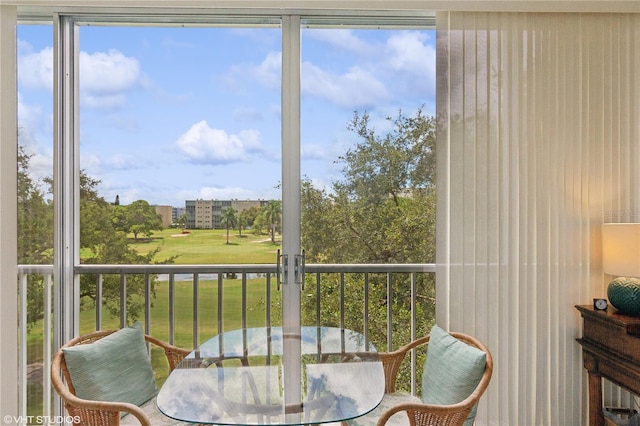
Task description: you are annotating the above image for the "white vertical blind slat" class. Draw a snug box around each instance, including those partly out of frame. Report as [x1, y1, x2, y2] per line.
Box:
[437, 12, 640, 425]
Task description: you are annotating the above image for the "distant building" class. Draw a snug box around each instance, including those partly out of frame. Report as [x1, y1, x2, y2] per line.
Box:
[185, 199, 216, 229]
[172, 207, 185, 224]
[154, 205, 173, 228]
[185, 199, 268, 229]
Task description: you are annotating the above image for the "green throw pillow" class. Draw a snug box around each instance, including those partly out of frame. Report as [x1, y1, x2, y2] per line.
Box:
[62, 322, 158, 408]
[421, 325, 486, 426]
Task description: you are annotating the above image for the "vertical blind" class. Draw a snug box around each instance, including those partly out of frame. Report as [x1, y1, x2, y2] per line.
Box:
[436, 12, 640, 425]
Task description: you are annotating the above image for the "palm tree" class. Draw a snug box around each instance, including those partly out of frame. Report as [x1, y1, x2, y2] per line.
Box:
[264, 200, 281, 244]
[176, 212, 187, 233]
[221, 207, 237, 244]
[237, 215, 245, 237]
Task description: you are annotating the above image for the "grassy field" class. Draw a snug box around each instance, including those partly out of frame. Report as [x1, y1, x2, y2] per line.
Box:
[77, 277, 282, 346]
[129, 228, 281, 264]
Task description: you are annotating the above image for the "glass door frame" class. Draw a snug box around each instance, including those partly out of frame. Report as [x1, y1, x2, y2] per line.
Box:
[50, 8, 435, 416]
[52, 11, 306, 414]
[280, 14, 302, 412]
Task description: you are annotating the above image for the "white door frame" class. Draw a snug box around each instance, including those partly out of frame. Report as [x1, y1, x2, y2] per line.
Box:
[281, 14, 303, 414]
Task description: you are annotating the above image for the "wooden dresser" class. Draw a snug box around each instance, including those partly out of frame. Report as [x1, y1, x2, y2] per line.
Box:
[576, 305, 640, 426]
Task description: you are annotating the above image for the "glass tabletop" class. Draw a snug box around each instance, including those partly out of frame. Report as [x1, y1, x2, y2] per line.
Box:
[156, 326, 385, 425]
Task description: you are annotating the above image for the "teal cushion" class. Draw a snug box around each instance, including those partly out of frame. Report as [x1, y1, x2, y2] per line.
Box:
[62, 322, 157, 408]
[421, 325, 486, 426]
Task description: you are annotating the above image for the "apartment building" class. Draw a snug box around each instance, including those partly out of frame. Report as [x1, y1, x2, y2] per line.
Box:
[185, 199, 268, 229]
[154, 205, 173, 228]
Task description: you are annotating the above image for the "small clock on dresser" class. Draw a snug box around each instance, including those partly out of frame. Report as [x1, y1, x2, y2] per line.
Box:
[593, 298, 608, 311]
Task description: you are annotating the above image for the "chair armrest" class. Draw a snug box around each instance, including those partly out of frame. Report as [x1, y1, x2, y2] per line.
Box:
[379, 334, 431, 393]
[377, 400, 472, 426]
[60, 393, 151, 426]
[144, 334, 191, 371]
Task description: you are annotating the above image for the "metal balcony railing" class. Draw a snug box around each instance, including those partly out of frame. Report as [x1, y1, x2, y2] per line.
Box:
[18, 263, 435, 421]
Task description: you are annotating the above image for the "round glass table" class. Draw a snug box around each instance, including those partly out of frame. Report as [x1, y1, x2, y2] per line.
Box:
[156, 326, 385, 425]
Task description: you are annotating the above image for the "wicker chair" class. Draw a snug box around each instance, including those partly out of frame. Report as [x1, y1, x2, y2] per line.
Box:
[346, 330, 493, 426]
[51, 329, 191, 426]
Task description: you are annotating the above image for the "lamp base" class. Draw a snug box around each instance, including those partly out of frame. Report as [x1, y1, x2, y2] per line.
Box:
[607, 277, 640, 316]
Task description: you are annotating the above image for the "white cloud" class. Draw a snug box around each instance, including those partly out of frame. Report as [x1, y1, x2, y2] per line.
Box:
[80, 49, 146, 94]
[305, 29, 374, 56]
[251, 51, 281, 89]
[301, 143, 328, 160]
[106, 188, 141, 206]
[17, 93, 53, 184]
[195, 186, 259, 200]
[82, 93, 128, 110]
[302, 62, 388, 109]
[15, 127, 53, 196]
[18, 46, 54, 91]
[79, 49, 149, 109]
[17, 93, 43, 133]
[80, 153, 103, 173]
[226, 51, 281, 93]
[382, 31, 436, 97]
[18, 43, 148, 110]
[299, 30, 435, 109]
[230, 30, 434, 110]
[176, 120, 264, 164]
[29, 150, 54, 182]
[306, 176, 333, 194]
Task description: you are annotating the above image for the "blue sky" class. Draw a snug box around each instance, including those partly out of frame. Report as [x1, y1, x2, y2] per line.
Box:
[17, 24, 436, 207]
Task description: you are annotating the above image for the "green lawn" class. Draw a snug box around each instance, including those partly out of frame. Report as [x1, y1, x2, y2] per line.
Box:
[78, 277, 281, 346]
[129, 228, 281, 264]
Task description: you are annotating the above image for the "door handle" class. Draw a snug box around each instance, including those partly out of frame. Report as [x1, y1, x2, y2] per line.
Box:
[295, 249, 305, 290]
[276, 249, 288, 291]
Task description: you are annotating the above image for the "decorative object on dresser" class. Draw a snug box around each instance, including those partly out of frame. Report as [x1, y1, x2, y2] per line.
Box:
[594, 298, 608, 311]
[602, 223, 640, 315]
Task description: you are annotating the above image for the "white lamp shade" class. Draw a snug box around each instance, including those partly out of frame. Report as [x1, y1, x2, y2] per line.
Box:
[602, 223, 640, 277]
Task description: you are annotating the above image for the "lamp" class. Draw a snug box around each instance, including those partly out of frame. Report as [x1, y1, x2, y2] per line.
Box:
[602, 223, 640, 315]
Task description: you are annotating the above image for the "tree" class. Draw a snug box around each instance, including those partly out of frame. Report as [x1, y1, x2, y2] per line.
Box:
[236, 214, 246, 237]
[176, 212, 187, 232]
[19, 142, 170, 327]
[18, 145, 54, 328]
[264, 200, 282, 244]
[300, 180, 339, 262]
[18, 145, 54, 265]
[112, 200, 163, 241]
[305, 108, 436, 264]
[221, 207, 237, 244]
[300, 108, 437, 392]
[338, 108, 436, 201]
[240, 206, 260, 231]
[78, 174, 173, 321]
